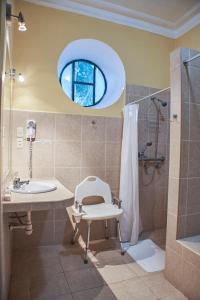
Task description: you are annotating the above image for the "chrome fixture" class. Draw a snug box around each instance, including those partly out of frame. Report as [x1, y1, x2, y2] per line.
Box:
[183, 53, 200, 65]
[6, 3, 27, 32]
[9, 211, 32, 235]
[13, 176, 29, 189]
[6, 68, 25, 82]
[151, 97, 167, 107]
[138, 142, 152, 159]
[128, 87, 170, 106]
[27, 120, 36, 179]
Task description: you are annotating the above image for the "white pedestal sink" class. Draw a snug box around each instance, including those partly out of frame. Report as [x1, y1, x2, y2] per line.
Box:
[10, 181, 57, 194]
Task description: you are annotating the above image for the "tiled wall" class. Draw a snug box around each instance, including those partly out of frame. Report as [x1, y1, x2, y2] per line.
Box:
[165, 48, 200, 300]
[12, 83, 170, 249]
[178, 50, 200, 238]
[126, 85, 170, 232]
[12, 111, 122, 248]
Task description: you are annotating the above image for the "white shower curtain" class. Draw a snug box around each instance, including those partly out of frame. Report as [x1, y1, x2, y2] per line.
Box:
[119, 104, 140, 245]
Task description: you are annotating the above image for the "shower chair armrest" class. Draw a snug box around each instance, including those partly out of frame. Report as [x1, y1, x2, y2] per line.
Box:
[71, 206, 86, 223]
[112, 195, 122, 208]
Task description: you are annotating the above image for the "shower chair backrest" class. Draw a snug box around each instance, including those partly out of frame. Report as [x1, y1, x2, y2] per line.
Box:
[75, 176, 112, 205]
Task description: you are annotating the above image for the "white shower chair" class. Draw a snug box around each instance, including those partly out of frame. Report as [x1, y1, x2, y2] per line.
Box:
[71, 176, 124, 263]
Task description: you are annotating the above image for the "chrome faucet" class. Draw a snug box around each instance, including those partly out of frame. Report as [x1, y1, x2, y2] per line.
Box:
[13, 177, 30, 189]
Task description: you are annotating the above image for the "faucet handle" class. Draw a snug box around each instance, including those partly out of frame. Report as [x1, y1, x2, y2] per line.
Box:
[13, 177, 20, 184]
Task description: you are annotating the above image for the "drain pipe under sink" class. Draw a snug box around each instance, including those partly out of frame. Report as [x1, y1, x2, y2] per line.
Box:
[9, 211, 33, 235]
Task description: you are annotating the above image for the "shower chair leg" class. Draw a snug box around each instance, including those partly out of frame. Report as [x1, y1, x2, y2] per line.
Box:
[71, 222, 78, 245]
[84, 221, 91, 264]
[117, 219, 125, 255]
[105, 220, 109, 239]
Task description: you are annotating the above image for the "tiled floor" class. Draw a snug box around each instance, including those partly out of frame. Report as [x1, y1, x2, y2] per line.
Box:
[9, 231, 188, 300]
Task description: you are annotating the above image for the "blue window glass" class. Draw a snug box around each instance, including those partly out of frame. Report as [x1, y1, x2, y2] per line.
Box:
[60, 59, 107, 107]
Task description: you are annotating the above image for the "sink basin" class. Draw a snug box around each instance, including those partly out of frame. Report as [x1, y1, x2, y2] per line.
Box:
[10, 181, 57, 194]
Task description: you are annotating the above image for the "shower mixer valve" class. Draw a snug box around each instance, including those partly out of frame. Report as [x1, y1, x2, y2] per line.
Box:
[138, 142, 152, 159]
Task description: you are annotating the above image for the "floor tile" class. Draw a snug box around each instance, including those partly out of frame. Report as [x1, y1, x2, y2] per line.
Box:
[31, 294, 73, 300]
[142, 272, 179, 298]
[9, 232, 188, 300]
[59, 247, 93, 272]
[65, 267, 105, 293]
[109, 277, 158, 300]
[97, 263, 137, 284]
[161, 290, 188, 300]
[72, 286, 117, 300]
[9, 280, 31, 300]
[30, 273, 70, 300]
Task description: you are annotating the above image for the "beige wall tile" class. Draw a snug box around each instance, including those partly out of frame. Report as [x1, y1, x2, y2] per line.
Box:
[188, 142, 200, 177]
[165, 247, 183, 292]
[105, 167, 120, 192]
[56, 114, 81, 141]
[33, 141, 54, 169]
[181, 259, 200, 300]
[55, 167, 80, 192]
[182, 246, 200, 270]
[55, 141, 81, 168]
[167, 178, 179, 215]
[82, 142, 105, 168]
[166, 213, 182, 253]
[185, 213, 200, 237]
[82, 116, 105, 142]
[32, 167, 54, 179]
[105, 117, 122, 143]
[80, 167, 105, 182]
[189, 66, 200, 105]
[187, 178, 200, 214]
[106, 143, 121, 167]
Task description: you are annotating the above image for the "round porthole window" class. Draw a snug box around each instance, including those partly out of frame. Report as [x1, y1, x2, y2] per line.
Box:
[59, 59, 107, 107]
[57, 39, 126, 109]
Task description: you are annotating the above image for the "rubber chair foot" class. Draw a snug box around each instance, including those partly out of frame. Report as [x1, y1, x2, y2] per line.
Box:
[84, 259, 88, 264]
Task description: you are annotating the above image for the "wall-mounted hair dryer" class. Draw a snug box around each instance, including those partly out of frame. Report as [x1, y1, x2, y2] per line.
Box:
[26, 120, 36, 141]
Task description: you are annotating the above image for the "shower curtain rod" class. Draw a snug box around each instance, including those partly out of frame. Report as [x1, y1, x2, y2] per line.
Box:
[183, 53, 200, 64]
[127, 87, 170, 106]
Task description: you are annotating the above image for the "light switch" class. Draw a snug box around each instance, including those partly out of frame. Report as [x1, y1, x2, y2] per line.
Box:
[17, 137, 23, 148]
[17, 127, 24, 138]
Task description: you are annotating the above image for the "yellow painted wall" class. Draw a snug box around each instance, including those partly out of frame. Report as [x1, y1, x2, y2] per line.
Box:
[13, 0, 174, 116]
[13, 1, 200, 117]
[175, 24, 200, 51]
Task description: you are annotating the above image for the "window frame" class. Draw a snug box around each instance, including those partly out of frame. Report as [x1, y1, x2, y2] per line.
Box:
[59, 59, 107, 107]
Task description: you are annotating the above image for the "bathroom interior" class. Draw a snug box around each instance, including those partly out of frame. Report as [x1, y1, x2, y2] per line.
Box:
[0, 0, 200, 299]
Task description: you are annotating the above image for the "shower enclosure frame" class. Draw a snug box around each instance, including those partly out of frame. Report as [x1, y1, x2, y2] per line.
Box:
[165, 47, 200, 300]
[0, 0, 7, 298]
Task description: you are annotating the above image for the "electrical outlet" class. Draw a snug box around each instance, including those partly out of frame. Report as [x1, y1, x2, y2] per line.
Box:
[17, 127, 24, 138]
[17, 137, 23, 148]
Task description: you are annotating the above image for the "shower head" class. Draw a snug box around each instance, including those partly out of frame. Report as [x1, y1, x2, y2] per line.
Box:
[139, 141, 152, 158]
[146, 142, 152, 147]
[151, 97, 167, 107]
[159, 99, 167, 107]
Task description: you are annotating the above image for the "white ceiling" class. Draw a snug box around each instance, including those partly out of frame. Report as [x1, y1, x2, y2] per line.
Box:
[25, 0, 200, 38]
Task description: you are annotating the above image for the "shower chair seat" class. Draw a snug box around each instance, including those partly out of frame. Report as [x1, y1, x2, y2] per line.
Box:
[71, 176, 124, 263]
[80, 203, 123, 220]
